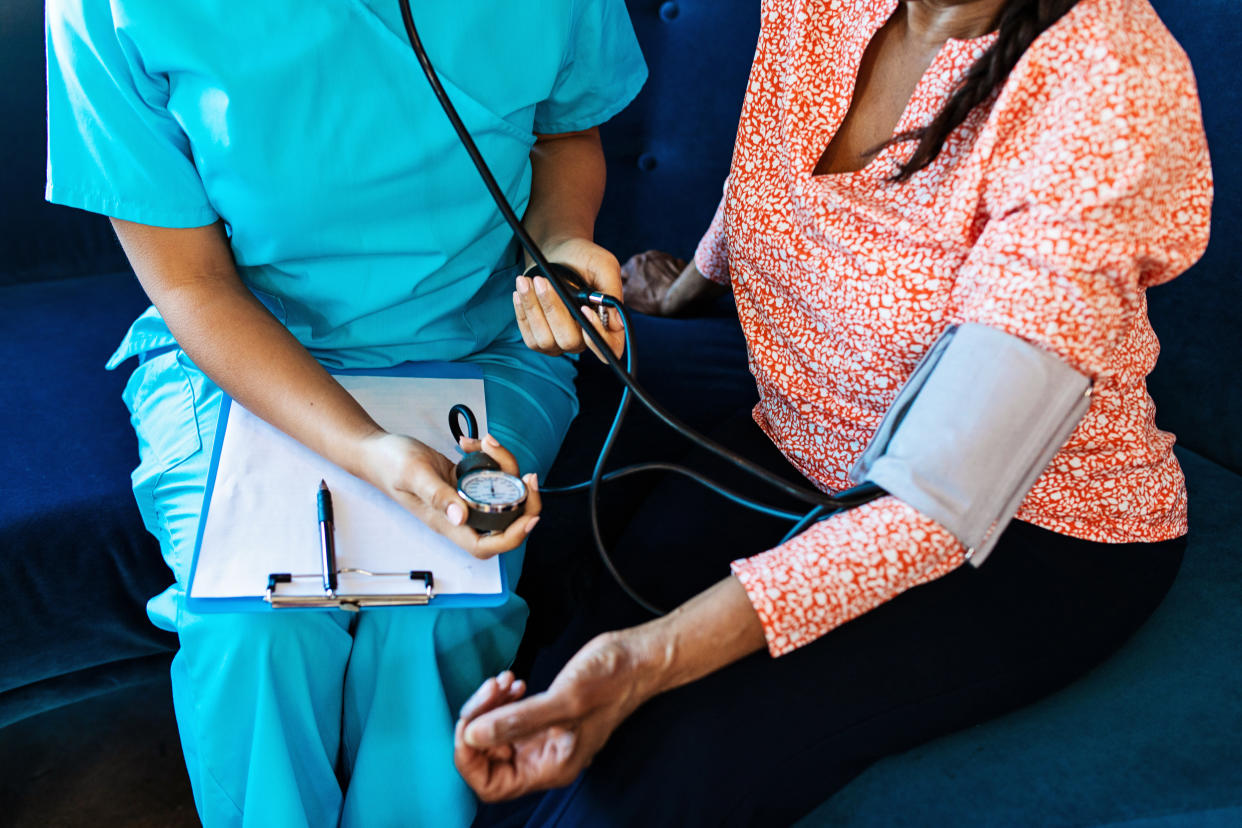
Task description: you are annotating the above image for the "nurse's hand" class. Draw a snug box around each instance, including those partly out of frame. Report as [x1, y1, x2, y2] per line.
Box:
[514, 237, 626, 362]
[622, 252, 728, 317]
[360, 431, 540, 559]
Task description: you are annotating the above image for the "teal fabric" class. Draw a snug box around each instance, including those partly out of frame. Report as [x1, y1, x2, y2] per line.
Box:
[122, 321, 578, 828]
[46, 0, 647, 368]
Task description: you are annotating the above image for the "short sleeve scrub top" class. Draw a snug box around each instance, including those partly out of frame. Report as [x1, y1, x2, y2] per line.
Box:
[45, 1, 646, 825]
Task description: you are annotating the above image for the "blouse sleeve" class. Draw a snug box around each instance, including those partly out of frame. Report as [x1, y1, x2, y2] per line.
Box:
[949, 25, 1211, 378]
[693, 188, 732, 286]
[46, 0, 217, 227]
[732, 497, 962, 656]
[532, 0, 647, 135]
[730, 19, 1212, 659]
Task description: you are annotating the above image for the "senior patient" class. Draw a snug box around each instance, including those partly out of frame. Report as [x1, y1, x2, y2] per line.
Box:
[460, 0, 1212, 824]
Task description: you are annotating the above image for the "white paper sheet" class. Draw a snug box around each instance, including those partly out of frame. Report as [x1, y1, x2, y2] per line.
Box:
[190, 374, 501, 601]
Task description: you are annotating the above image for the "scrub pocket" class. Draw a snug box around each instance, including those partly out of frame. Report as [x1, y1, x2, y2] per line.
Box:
[109, 293, 284, 570]
[122, 349, 206, 579]
[108, 308, 223, 587]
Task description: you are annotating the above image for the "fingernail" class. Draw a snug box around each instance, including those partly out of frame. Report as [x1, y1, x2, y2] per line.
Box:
[510, 679, 525, 696]
[497, 671, 513, 690]
[524, 516, 540, 535]
[523, 473, 539, 491]
[484, 434, 501, 448]
[516, 277, 530, 295]
[512, 291, 521, 305]
[534, 277, 549, 296]
[447, 503, 466, 526]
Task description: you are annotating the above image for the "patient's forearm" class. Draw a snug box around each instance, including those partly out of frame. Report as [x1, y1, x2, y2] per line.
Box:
[629, 576, 768, 700]
[661, 260, 727, 316]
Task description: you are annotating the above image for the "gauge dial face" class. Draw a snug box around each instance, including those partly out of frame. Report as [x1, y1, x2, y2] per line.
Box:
[459, 469, 525, 507]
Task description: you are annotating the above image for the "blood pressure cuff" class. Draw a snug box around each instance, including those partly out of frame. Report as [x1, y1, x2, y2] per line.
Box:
[849, 323, 1092, 567]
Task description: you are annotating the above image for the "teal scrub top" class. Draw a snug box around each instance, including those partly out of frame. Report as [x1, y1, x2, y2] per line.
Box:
[46, 0, 647, 369]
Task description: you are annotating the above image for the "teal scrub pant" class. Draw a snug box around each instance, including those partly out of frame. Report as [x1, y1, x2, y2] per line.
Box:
[121, 332, 577, 828]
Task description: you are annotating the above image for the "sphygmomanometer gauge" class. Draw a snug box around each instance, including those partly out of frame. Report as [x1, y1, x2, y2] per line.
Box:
[455, 452, 527, 534]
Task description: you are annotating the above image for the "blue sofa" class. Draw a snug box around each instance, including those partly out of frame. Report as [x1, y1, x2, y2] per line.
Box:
[2, 0, 1238, 824]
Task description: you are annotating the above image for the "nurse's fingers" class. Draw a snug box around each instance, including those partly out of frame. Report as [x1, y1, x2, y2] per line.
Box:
[474, 433, 521, 477]
[377, 449, 526, 556]
[405, 462, 470, 529]
[520, 275, 623, 359]
[515, 278, 563, 355]
[531, 276, 589, 353]
[512, 293, 544, 353]
[521, 472, 542, 523]
[458, 434, 529, 484]
[577, 305, 626, 363]
[369, 434, 472, 530]
[470, 477, 541, 559]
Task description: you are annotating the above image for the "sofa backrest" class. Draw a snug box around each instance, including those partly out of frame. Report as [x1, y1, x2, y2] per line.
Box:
[2, 0, 129, 285]
[6, 0, 1237, 473]
[1140, 1, 1242, 474]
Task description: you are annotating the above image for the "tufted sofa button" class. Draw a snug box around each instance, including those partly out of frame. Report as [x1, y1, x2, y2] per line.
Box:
[659, 1, 680, 22]
[637, 152, 658, 172]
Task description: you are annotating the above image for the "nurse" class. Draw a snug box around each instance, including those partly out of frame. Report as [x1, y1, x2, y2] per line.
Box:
[45, 1, 645, 826]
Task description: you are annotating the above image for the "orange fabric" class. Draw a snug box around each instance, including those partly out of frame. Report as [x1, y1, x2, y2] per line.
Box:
[697, 0, 1212, 656]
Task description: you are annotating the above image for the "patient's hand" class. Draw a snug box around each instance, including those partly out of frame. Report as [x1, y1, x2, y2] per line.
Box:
[620, 250, 686, 314]
[456, 578, 766, 800]
[454, 632, 657, 801]
[621, 251, 727, 317]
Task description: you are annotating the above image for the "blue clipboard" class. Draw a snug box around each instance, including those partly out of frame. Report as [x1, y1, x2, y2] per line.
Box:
[185, 362, 509, 613]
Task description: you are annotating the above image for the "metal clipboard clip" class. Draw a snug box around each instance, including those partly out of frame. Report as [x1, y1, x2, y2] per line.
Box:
[263, 569, 435, 610]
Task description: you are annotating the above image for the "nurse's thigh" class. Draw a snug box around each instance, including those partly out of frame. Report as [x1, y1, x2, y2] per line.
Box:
[343, 349, 579, 712]
[471, 342, 579, 481]
[439, 344, 580, 704]
[124, 349, 218, 599]
[340, 351, 577, 826]
[125, 350, 353, 827]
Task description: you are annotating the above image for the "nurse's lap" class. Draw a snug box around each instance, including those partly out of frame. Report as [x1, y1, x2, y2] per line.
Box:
[126, 342, 578, 645]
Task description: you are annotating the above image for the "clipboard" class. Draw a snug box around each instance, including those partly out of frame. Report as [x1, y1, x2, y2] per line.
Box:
[185, 362, 509, 613]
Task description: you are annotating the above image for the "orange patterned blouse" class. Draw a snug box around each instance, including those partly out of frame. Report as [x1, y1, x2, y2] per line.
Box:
[696, 0, 1212, 656]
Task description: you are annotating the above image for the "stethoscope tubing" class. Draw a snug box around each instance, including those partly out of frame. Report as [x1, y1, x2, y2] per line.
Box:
[397, 0, 883, 614]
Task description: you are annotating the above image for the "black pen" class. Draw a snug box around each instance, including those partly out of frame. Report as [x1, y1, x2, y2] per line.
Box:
[318, 479, 338, 594]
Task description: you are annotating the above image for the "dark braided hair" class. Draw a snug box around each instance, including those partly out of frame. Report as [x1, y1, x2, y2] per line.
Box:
[889, 0, 1081, 182]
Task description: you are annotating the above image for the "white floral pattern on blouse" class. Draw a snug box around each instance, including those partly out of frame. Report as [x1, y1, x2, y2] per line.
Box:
[695, 0, 1212, 656]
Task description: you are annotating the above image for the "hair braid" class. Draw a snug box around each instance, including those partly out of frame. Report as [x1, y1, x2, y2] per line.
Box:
[889, 0, 1081, 182]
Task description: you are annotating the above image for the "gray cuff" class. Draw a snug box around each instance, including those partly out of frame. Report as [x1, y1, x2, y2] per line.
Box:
[849, 324, 1092, 567]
